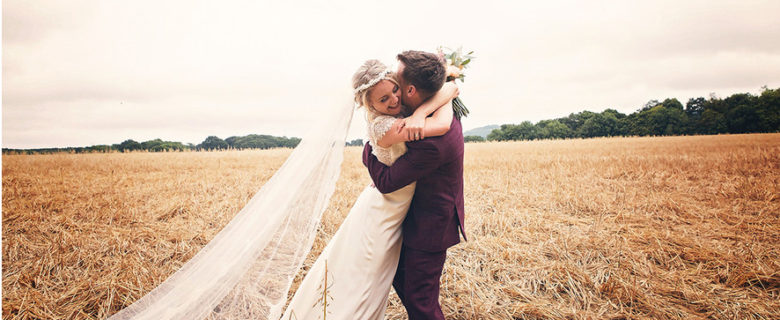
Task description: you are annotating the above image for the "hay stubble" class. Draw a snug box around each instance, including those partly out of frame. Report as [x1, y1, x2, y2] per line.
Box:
[3, 134, 779, 319]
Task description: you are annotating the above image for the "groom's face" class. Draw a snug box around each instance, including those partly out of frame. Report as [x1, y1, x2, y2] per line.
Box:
[396, 62, 423, 109]
[396, 63, 409, 105]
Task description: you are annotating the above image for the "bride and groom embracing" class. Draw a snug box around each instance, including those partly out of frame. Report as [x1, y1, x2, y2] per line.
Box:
[282, 50, 467, 320]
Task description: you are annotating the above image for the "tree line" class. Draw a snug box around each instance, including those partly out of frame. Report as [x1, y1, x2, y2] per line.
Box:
[6, 87, 778, 153]
[483, 87, 779, 141]
[2, 134, 302, 155]
[197, 134, 301, 151]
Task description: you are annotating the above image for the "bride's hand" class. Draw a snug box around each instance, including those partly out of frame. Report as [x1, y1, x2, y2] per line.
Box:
[399, 114, 426, 141]
[441, 81, 460, 99]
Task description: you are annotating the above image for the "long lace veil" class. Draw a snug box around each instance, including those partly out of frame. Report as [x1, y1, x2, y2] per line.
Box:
[108, 101, 356, 320]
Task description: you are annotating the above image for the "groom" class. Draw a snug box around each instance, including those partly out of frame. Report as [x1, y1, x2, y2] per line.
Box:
[363, 50, 466, 320]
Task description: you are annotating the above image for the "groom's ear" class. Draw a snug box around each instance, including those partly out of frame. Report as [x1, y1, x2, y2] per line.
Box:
[406, 85, 416, 98]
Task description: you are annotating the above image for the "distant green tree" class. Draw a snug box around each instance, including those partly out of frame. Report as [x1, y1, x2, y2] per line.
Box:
[654, 106, 686, 135]
[640, 99, 661, 112]
[199, 136, 229, 150]
[464, 135, 485, 142]
[698, 109, 728, 134]
[559, 111, 597, 134]
[225, 136, 240, 148]
[602, 108, 627, 119]
[542, 120, 574, 139]
[685, 97, 708, 133]
[626, 102, 689, 136]
[286, 137, 302, 148]
[139, 139, 187, 151]
[686, 97, 707, 118]
[487, 121, 539, 141]
[222, 134, 300, 149]
[722, 93, 759, 133]
[756, 87, 780, 131]
[86, 145, 112, 153]
[728, 104, 761, 133]
[577, 112, 619, 137]
[661, 98, 684, 110]
[117, 139, 142, 152]
[141, 139, 163, 151]
[515, 121, 538, 140]
[487, 125, 510, 141]
[603, 109, 629, 135]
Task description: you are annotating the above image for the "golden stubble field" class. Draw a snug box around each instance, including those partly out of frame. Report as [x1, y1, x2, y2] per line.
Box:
[3, 134, 779, 319]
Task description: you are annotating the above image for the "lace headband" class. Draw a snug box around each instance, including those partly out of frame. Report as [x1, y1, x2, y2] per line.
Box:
[353, 69, 390, 94]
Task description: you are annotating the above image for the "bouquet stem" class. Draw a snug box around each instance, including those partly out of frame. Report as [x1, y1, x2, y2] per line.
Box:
[452, 97, 469, 120]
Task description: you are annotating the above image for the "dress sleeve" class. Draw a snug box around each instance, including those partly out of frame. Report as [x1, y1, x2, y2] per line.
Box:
[368, 115, 398, 143]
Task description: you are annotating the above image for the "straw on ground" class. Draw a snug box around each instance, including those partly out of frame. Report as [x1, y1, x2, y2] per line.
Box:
[3, 134, 779, 319]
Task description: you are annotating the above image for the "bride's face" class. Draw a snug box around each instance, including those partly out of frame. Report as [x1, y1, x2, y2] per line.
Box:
[368, 79, 402, 116]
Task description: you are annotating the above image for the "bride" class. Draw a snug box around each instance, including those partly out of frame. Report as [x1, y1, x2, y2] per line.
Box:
[281, 59, 457, 319]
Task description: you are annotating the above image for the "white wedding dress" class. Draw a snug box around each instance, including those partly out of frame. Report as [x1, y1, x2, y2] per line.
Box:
[281, 114, 414, 320]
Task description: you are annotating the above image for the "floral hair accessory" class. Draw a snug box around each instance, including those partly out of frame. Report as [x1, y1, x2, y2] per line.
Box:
[354, 68, 390, 94]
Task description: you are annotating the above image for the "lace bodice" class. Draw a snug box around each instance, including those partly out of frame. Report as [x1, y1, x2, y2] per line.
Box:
[368, 114, 407, 166]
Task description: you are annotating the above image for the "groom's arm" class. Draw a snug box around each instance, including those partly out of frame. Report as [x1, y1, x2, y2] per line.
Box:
[362, 141, 441, 194]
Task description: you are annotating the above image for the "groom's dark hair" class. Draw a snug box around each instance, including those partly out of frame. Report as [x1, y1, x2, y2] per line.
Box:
[397, 50, 446, 99]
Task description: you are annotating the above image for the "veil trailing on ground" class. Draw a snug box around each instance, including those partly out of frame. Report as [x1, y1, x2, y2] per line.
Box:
[108, 101, 355, 320]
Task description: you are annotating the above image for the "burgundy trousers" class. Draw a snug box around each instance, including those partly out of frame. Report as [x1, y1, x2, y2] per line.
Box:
[392, 245, 448, 320]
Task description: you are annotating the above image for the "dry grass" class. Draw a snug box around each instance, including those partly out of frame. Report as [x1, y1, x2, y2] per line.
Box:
[2, 150, 290, 319]
[3, 134, 780, 319]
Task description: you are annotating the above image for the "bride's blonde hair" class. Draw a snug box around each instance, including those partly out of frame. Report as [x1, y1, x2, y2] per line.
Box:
[352, 60, 399, 116]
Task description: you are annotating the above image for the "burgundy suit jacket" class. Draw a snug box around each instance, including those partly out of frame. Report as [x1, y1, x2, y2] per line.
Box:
[362, 117, 466, 252]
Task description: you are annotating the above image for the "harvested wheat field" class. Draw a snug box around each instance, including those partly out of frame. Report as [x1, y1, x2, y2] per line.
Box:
[3, 133, 779, 319]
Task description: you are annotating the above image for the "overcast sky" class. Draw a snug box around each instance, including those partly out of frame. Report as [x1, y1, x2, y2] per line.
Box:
[3, 0, 780, 149]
